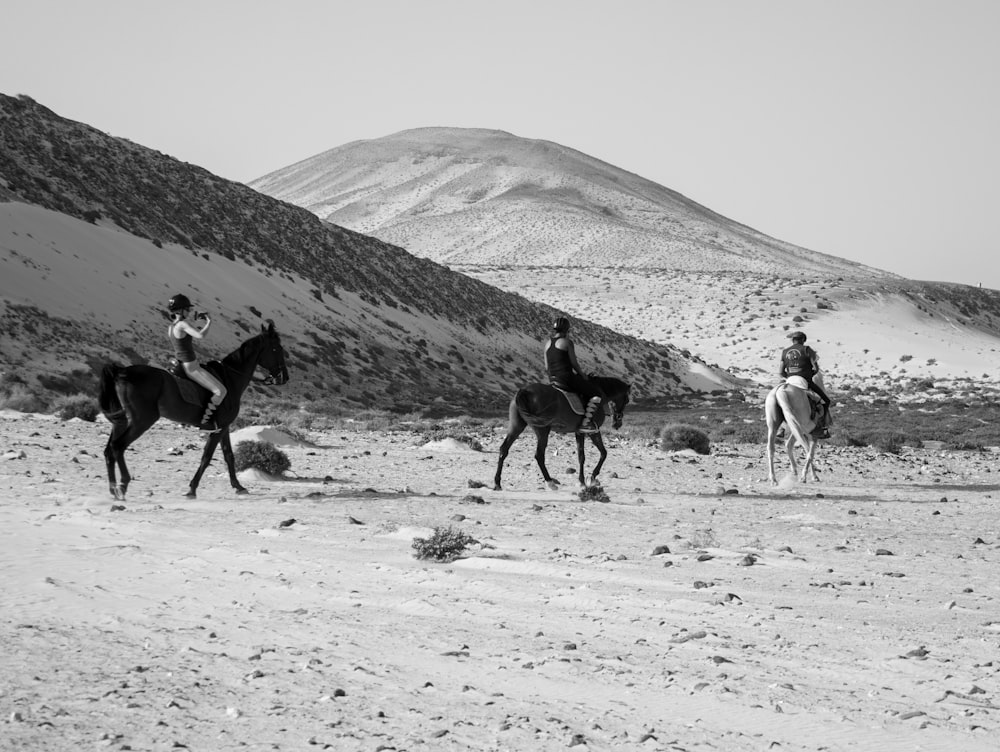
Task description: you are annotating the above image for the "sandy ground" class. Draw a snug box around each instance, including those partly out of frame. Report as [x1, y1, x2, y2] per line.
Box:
[3, 409, 1000, 751]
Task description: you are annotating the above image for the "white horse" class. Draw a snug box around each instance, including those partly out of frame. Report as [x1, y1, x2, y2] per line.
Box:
[764, 376, 825, 484]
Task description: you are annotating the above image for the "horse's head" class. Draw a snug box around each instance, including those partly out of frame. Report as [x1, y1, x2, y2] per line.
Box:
[600, 377, 631, 430]
[254, 321, 289, 386]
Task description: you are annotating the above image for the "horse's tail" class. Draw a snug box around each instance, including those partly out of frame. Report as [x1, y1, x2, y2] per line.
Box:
[98, 363, 127, 422]
[775, 384, 809, 443]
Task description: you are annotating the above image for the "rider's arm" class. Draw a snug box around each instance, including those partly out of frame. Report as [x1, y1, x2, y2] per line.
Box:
[566, 340, 585, 375]
[176, 319, 210, 340]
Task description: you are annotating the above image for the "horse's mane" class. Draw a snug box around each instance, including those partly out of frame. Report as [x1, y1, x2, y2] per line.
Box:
[593, 376, 630, 394]
[221, 326, 278, 369]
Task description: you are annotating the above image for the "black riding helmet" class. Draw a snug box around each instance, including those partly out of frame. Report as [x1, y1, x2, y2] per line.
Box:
[787, 330, 806, 342]
[168, 293, 192, 312]
[553, 316, 570, 333]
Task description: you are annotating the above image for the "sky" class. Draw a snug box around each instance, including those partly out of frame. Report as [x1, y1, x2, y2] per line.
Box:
[3, 0, 998, 289]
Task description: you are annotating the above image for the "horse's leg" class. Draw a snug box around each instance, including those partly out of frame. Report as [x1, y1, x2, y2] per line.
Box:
[587, 432, 609, 487]
[575, 432, 586, 487]
[186, 432, 223, 498]
[494, 416, 527, 491]
[765, 425, 778, 485]
[219, 430, 248, 495]
[104, 418, 154, 499]
[533, 427, 559, 489]
[801, 438, 819, 483]
[784, 434, 799, 480]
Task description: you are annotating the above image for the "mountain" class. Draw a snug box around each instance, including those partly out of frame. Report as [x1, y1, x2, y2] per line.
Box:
[251, 128, 1000, 402]
[249, 127, 891, 276]
[0, 94, 740, 415]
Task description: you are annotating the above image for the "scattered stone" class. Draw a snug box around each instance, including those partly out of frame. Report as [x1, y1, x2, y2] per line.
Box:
[110, 504, 125, 512]
[347, 516, 364, 525]
[737, 554, 757, 566]
[451, 514, 467, 522]
[875, 548, 893, 556]
[696, 553, 714, 562]
[651, 545, 671, 556]
[277, 518, 297, 528]
[467, 479, 487, 489]
[461, 495, 486, 504]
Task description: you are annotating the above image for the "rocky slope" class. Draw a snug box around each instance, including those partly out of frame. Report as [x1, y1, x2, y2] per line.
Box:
[0, 94, 739, 414]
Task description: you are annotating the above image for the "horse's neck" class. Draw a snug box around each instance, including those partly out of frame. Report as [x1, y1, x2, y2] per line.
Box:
[222, 341, 262, 391]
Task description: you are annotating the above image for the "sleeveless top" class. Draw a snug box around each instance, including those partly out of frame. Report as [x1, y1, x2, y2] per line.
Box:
[781, 344, 815, 379]
[546, 335, 574, 387]
[169, 325, 196, 363]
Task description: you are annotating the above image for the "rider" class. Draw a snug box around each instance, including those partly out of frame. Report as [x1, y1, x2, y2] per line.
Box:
[168, 293, 227, 430]
[545, 316, 605, 434]
[779, 331, 832, 437]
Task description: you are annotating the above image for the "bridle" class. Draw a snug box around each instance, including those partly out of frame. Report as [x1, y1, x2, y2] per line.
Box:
[608, 390, 629, 430]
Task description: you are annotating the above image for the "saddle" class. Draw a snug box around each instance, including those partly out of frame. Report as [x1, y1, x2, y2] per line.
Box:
[551, 385, 585, 414]
[167, 358, 223, 408]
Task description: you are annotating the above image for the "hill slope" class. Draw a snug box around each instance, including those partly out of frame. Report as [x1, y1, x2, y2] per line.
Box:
[250, 127, 892, 277]
[251, 127, 1000, 401]
[0, 94, 739, 414]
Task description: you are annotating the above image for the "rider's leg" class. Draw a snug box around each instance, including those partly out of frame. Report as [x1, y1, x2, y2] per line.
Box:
[576, 376, 605, 433]
[580, 396, 602, 433]
[808, 379, 832, 433]
[182, 362, 227, 424]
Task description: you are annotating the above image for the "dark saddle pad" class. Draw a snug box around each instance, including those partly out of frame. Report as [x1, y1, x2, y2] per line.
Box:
[552, 385, 585, 414]
[167, 359, 223, 408]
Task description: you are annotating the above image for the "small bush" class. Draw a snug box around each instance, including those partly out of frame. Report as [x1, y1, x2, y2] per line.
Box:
[660, 424, 711, 455]
[859, 430, 909, 454]
[412, 526, 478, 562]
[578, 484, 611, 503]
[422, 430, 483, 452]
[0, 384, 46, 413]
[52, 394, 99, 422]
[233, 440, 291, 475]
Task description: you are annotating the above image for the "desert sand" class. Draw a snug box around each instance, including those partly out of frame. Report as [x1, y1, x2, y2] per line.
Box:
[2, 408, 999, 751]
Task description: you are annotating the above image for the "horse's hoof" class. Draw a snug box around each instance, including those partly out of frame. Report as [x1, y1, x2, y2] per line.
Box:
[184, 489, 197, 499]
[493, 484, 502, 492]
[546, 480, 560, 490]
[235, 487, 249, 495]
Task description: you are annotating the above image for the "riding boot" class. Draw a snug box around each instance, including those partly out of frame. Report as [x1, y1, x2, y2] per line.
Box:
[200, 402, 220, 432]
[579, 397, 602, 434]
[811, 405, 831, 439]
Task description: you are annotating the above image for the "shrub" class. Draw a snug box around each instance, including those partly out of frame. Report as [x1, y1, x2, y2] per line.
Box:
[660, 424, 711, 455]
[52, 394, 99, 422]
[0, 384, 46, 413]
[578, 484, 611, 503]
[412, 526, 478, 562]
[233, 440, 291, 475]
[859, 430, 909, 454]
[715, 421, 765, 444]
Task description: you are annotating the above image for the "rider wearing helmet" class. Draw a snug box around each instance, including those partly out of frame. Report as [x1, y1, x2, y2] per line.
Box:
[779, 331, 832, 436]
[168, 293, 227, 431]
[545, 316, 605, 433]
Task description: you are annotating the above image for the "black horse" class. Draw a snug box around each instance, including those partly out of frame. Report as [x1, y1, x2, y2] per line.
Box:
[494, 376, 631, 491]
[99, 321, 289, 499]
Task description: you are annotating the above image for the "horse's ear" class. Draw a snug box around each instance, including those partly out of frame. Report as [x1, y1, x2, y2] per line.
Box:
[262, 319, 275, 334]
